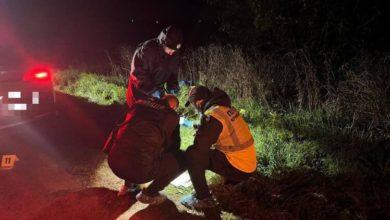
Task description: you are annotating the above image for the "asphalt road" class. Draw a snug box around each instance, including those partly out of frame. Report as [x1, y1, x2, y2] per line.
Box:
[0, 93, 208, 220]
[0, 93, 123, 219]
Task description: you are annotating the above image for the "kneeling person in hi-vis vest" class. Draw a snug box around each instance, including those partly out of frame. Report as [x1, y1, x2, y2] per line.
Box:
[180, 86, 257, 210]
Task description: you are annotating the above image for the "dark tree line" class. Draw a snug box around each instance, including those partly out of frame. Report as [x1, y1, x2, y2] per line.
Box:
[204, 0, 389, 59]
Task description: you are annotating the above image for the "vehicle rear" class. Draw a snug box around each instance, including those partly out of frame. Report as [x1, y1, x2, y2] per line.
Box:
[0, 46, 56, 125]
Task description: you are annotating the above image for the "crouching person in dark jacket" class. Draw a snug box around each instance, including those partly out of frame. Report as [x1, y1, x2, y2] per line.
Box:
[180, 86, 257, 210]
[108, 94, 185, 205]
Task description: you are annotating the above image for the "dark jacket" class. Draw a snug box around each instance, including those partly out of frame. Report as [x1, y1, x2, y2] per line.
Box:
[108, 98, 180, 183]
[192, 88, 231, 152]
[126, 27, 182, 106]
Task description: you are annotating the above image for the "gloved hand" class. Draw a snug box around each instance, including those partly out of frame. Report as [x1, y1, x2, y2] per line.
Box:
[150, 87, 166, 98]
[168, 88, 179, 95]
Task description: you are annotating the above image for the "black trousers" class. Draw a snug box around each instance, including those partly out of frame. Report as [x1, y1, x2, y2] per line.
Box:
[109, 150, 185, 196]
[142, 150, 185, 196]
[186, 146, 252, 199]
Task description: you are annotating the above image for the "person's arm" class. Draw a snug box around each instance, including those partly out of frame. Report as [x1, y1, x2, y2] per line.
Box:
[166, 56, 180, 94]
[167, 125, 181, 152]
[164, 112, 181, 152]
[192, 115, 223, 152]
[132, 45, 155, 93]
[166, 72, 179, 94]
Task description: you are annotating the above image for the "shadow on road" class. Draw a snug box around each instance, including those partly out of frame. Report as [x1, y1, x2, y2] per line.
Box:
[34, 187, 134, 219]
[0, 92, 224, 219]
[55, 92, 126, 147]
[34, 188, 221, 220]
[130, 199, 221, 220]
[0, 92, 127, 219]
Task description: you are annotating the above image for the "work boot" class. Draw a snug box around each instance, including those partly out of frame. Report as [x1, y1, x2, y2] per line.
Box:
[117, 183, 141, 196]
[180, 194, 216, 210]
[136, 191, 167, 205]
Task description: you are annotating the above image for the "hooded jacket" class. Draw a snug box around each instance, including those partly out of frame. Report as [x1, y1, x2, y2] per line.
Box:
[192, 88, 230, 153]
[126, 26, 182, 106]
[202, 88, 232, 112]
[193, 88, 257, 173]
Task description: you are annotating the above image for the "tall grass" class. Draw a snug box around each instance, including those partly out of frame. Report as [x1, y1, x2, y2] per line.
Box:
[178, 45, 389, 219]
[53, 69, 126, 105]
[54, 45, 389, 177]
[181, 44, 389, 140]
[105, 45, 134, 86]
[54, 44, 389, 219]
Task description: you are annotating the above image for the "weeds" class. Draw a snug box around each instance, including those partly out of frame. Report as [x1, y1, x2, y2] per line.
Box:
[53, 44, 389, 219]
[54, 70, 126, 105]
[178, 45, 389, 219]
[182, 45, 390, 139]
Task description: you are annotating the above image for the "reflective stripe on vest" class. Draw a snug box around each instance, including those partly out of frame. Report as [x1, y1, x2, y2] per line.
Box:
[205, 105, 254, 152]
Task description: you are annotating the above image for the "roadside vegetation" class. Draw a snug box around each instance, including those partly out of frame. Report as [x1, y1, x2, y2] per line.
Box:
[53, 1, 389, 216]
[54, 43, 389, 219]
[182, 45, 389, 219]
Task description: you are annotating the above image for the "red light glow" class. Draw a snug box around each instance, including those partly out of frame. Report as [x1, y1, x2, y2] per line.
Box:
[23, 67, 52, 82]
[34, 72, 49, 79]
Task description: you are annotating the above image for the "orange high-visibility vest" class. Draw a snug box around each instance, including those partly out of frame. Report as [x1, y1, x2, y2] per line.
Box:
[205, 105, 257, 173]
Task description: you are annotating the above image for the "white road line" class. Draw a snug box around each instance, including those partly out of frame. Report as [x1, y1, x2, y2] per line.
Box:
[0, 112, 53, 130]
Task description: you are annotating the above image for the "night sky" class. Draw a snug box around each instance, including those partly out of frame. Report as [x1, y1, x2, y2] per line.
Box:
[1, 0, 211, 66]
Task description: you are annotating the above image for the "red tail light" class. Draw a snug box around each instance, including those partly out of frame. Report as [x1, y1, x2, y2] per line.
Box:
[23, 67, 51, 81]
[33, 71, 49, 79]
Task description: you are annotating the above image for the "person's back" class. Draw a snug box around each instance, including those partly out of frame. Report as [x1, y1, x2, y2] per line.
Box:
[107, 95, 184, 205]
[108, 98, 179, 183]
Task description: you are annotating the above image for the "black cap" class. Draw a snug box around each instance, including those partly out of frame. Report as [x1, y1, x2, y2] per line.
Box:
[185, 86, 211, 107]
[158, 25, 183, 50]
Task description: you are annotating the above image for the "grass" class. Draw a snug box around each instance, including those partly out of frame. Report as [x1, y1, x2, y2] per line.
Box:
[54, 66, 389, 219]
[179, 127, 195, 150]
[53, 69, 126, 105]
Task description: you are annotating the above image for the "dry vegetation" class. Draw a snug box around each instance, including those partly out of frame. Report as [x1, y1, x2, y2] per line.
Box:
[181, 45, 389, 139]
[54, 44, 389, 219]
[179, 45, 389, 219]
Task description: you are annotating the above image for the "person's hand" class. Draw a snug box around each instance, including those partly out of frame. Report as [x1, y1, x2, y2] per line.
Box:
[168, 87, 179, 95]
